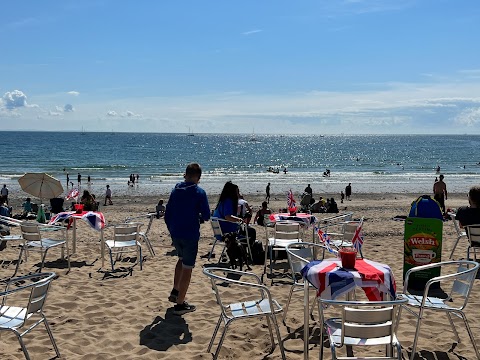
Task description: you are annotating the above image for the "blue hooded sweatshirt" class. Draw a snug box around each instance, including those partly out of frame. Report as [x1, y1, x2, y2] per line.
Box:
[164, 181, 210, 240]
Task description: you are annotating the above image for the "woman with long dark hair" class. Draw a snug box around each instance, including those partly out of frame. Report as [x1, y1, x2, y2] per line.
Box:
[213, 181, 256, 243]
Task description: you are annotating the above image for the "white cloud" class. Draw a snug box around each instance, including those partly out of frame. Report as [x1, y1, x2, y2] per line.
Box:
[48, 110, 62, 116]
[64, 104, 74, 112]
[67, 91, 80, 96]
[242, 29, 262, 36]
[123, 110, 141, 117]
[2, 90, 28, 109]
[106, 110, 118, 116]
[454, 107, 480, 126]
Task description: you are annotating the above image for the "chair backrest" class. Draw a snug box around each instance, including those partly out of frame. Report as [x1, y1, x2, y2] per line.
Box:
[320, 297, 407, 347]
[211, 217, 224, 240]
[447, 260, 479, 310]
[49, 198, 65, 214]
[342, 218, 364, 240]
[113, 223, 139, 244]
[2, 272, 56, 323]
[466, 224, 480, 247]
[286, 242, 330, 282]
[273, 222, 301, 243]
[20, 223, 42, 242]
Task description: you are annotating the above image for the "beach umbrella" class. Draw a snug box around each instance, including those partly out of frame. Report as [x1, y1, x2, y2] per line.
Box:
[18, 173, 63, 201]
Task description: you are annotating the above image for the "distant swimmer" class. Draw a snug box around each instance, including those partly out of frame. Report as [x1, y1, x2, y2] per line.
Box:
[436, 166, 441, 173]
[283, 167, 287, 174]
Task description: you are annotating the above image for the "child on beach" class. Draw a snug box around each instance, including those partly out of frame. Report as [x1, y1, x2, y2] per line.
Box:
[164, 163, 210, 315]
[155, 199, 165, 219]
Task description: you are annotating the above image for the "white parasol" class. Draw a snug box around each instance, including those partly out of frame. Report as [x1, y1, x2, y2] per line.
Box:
[18, 173, 64, 201]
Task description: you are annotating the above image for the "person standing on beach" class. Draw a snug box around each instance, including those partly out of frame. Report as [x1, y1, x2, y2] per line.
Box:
[66, 173, 70, 188]
[340, 190, 345, 204]
[345, 183, 352, 201]
[433, 174, 447, 214]
[164, 163, 210, 315]
[1, 185, 9, 205]
[77, 173, 81, 185]
[104, 185, 113, 206]
[304, 184, 312, 196]
[266, 182, 271, 203]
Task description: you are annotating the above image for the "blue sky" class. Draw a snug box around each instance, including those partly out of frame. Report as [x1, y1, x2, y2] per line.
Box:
[1, 0, 480, 134]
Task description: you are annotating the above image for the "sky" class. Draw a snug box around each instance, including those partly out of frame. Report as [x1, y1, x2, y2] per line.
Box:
[1, 0, 480, 134]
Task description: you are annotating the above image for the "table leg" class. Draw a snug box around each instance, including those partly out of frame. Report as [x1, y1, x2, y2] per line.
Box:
[101, 229, 104, 268]
[72, 218, 77, 254]
[304, 279, 309, 359]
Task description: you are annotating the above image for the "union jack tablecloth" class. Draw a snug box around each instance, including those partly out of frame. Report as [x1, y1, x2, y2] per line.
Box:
[301, 258, 396, 301]
[269, 213, 317, 227]
[49, 211, 106, 231]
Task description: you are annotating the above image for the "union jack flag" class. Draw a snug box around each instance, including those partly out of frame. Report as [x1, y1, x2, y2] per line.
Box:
[352, 219, 364, 252]
[66, 187, 79, 200]
[315, 227, 337, 254]
[287, 189, 296, 211]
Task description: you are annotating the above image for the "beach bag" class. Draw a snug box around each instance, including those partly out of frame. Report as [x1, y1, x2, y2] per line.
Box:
[408, 195, 443, 220]
[251, 241, 265, 265]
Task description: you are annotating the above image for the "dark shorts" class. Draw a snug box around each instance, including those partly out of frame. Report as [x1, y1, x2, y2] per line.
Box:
[172, 237, 199, 268]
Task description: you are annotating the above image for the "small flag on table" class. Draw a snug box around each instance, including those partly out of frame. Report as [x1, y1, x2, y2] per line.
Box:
[352, 218, 364, 252]
[287, 189, 297, 213]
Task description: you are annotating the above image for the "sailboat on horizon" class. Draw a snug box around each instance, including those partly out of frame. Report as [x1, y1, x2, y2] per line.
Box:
[249, 128, 257, 142]
[187, 127, 195, 136]
[81, 126, 86, 135]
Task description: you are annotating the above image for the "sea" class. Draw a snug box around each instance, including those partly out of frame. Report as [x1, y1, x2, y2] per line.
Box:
[1, 131, 480, 198]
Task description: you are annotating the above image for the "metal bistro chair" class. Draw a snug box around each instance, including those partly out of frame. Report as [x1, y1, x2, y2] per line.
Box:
[124, 213, 156, 257]
[19, 223, 70, 273]
[399, 260, 480, 360]
[319, 297, 408, 360]
[203, 267, 286, 360]
[283, 242, 335, 323]
[0, 272, 60, 360]
[264, 222, 302, 280]
[105, 223, 143, 271]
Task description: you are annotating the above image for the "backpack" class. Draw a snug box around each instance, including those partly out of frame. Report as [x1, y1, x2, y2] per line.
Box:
[251, 241, 265, 265]
[408, 195, 443, 220]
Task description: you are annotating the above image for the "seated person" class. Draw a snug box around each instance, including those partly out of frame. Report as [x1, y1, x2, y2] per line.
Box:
[81, 190, 96, 211]
[456, 186, 480, 232]
[22, 197, 33, 215]
[327, 198, 339, 213]
[213, 181, 256, 244]
[237, 195, 253, 225]
[156, 199, 166, 219]
[0, 200, 11, 217]
[254, 201, 272, 226]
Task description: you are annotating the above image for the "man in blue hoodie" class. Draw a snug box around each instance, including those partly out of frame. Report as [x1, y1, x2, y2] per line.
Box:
[164, 163, 210, 315]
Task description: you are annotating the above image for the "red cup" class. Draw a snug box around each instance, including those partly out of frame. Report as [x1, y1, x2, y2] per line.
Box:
[74, 204, 84, 214]
[339, 248, 357, 269]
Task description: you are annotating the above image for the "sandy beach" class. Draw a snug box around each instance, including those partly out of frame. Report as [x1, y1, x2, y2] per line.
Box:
[0, 191, 478, 359]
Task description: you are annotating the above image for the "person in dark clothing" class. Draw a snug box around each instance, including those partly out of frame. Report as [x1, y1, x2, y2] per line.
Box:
[304, 184, 312, 196]
[164, 163, 210, 315]
[345, 183, 352, 201]
[456, 186, 480, 231]
[327, 198, 339, 213]
[77, 173, 81, 185]
[265, 182, 271, 203]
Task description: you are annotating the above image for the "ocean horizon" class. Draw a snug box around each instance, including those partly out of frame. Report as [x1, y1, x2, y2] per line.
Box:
[1, 131, 479, 198]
